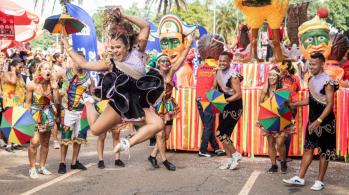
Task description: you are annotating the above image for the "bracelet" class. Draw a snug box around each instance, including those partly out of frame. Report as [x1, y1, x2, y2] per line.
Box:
[11, 71, 16, 75]
[188, 43, 192, 47]
[66, 47, 73, 53]
[317, 118, 322, 123]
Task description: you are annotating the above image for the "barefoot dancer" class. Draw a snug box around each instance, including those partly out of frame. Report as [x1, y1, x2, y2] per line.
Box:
[148, 32, 195, 171]
[60, 7, 165, 154]
[26, 61, 60, 179]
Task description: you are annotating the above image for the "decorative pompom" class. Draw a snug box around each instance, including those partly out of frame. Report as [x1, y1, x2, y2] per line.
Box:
[317, 8, 328, 19]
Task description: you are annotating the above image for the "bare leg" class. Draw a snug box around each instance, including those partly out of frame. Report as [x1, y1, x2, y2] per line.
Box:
[267, 136, 277, 165]
[86, 102, 122, 136]
[39, 131, 51, 169]
[51, 124, 58, 142]
[129, 123, 135, 135]
[276, 137, 287, 161]
[222, 142, 236, 158]
[97, 132, 107, 161]
[60, 145, 69, 164]
[240, 28, 264, 63]
[151, 125, 172, 162]
[317, 155, 329, 182]
[298, 149, 314, 179]
[112, 131, 121, 160]
[129, 108, 165, 147]
[28, 131, 40, 170]
[71, 143, 81, 164]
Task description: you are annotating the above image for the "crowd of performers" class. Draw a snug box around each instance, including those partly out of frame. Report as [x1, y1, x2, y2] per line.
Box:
[0, 7, 341, 191]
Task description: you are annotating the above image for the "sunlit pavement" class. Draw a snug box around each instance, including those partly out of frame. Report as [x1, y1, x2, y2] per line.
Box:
[0, 129, 348, 195]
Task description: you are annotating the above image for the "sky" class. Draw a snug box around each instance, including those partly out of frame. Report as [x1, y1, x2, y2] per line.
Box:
[11, 0, 226, 25]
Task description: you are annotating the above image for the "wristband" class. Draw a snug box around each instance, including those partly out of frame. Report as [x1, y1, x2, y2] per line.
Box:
[317, 118, 322, 123]
[11, 71, 16, 75]
[67, 47, 73, 53]
[188, 43, 192, 47]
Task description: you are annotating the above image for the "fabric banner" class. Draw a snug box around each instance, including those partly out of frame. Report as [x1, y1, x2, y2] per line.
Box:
[65, 2, 99, 85]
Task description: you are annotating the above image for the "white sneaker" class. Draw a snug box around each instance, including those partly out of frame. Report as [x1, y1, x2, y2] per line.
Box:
[53, 140, 60, 149]
[38, 167, 51, 175]
[219, 162, 231, 170]
[82, 93, 95, 104]
[283, 176, 305, 185]
[0, 139, 6, 147]
[114, 138, 130, 153]
[310, 180, 325, 191]
[229, 154, 242, 170]
[29, 169, 39, 179]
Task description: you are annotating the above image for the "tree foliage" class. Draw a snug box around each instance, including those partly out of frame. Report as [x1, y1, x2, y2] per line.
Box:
[30, 31, 57, 52]
[145, 0, 189, 16]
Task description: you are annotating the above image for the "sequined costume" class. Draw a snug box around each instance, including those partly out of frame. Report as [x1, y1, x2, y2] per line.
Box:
[92, 45, 166, 121]
[152, 80, 180, 123]
[31, 91, 56, 132]
[215, 68, 243, 144]
[304, 72, 339, 161]
[60, 68, 91, 145]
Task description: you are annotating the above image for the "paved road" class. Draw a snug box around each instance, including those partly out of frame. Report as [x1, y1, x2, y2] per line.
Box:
[0, 129, 348, 195]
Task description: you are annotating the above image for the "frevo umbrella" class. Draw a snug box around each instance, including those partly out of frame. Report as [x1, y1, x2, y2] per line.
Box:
[1, 106, 36, 145]
[258, 89, 293, 132]
[200, 90, 227, 115]
[43, 14, 85, 53]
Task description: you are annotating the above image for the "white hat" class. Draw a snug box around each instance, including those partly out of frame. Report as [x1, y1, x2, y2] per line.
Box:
[150, 14, 196, 39]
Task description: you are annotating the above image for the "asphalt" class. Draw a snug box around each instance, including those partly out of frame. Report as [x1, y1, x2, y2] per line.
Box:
[0, 128, 348, 195]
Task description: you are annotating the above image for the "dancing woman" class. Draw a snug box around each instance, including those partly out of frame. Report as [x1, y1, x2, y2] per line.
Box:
[148, 33, 195, 171]
[212, 52, 243, 170]
[60, 7, 165, 153]
[26, 62, 60, 179]
[256, 67, 296, 174]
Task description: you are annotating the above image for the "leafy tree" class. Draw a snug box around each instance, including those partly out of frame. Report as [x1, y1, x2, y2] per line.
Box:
[30, 31, 57, 52]
[215, 2, 241, 43]
[145, 0, 188, 16]
[324, 0, 349, 37]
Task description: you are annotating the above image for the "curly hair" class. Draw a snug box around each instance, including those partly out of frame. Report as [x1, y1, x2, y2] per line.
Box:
[102, 10, 139, 51]
[197, 34, 224, 61]
[240, 25, 250, 49]
[33, 61, 54, 85]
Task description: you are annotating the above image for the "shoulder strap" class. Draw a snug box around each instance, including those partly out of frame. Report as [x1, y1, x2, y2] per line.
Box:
[308, 77, 327, 104]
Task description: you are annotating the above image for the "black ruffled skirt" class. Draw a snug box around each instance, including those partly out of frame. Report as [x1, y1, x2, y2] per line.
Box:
[92, 68, 166, 121]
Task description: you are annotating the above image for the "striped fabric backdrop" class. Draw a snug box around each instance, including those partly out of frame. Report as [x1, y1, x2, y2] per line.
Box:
[166, 63, 349, 158]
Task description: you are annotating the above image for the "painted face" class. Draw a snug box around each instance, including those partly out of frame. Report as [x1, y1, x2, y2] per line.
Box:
[309, 58, 324, 76]
[218, 55, 231, 71]
[268, 71, 279, 85]
[300, 30, 332, 61]
[40, 63, 52, 80]
[158, 57, 171, 72]
[110, 39, 129, 62]
[160, 32, 187, 64]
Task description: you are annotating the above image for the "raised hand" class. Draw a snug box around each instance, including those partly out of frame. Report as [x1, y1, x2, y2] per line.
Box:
[51, 76, 59, 89]
[114, 6, 125, 17]
[60, 35, 71, 50]
[188, 32, 195, 46]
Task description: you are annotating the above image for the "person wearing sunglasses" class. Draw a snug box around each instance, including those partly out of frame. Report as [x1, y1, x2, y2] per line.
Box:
[147, 32, 195, 171]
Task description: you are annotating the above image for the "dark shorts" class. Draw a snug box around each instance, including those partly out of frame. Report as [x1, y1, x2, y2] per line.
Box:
[165, 119, 173, 126]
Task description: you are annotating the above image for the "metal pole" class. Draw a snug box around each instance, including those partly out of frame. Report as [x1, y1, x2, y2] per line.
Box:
[213, 0, 216, 34]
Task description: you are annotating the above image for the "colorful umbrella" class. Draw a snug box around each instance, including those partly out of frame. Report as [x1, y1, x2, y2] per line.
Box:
[200, 90, 227, 115]
[1, 106, 36, 145]
[80, 106, 89, 134]
[43, 14, 85, 35]
[273, 88, 291, 108]
[258, 94, 292, 132]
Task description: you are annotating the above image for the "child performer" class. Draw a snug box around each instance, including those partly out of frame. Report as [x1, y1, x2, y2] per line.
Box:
[283, 53, 338, 191]
[256, 67, 296, 174]
[212, 52, 243, 170]
[26, 61, 60, 179]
